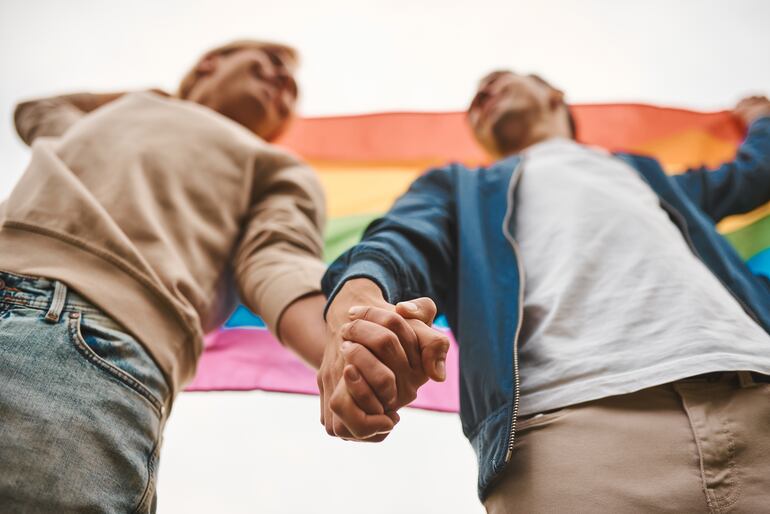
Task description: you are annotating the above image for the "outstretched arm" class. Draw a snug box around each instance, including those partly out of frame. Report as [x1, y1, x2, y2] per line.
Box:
[674, 96, 770, 223]
[322, 165, 458, 309]
[14, 91, 129, 145]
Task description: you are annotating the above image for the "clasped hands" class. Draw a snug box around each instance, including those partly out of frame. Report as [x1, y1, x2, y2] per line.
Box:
[318, 279, 450, 441]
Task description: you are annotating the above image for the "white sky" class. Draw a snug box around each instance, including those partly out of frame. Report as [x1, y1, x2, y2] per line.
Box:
[1, 1, 769, 512]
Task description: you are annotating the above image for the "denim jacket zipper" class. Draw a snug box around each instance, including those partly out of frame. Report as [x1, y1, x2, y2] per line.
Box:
[501, 160, 526, 463]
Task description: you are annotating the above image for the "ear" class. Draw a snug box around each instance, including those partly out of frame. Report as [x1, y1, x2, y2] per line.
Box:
[195, 53, 219, 76]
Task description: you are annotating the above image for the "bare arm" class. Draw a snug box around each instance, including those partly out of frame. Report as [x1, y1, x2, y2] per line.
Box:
[233, 149, 329, 367]
[278, 293, 327, 369]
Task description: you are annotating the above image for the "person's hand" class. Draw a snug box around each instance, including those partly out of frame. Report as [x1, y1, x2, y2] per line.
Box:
[330, 298, 450, 439]
[318, 279, 449, 440]
[318, 279, 402, 441]
[734, 95, 770, 126]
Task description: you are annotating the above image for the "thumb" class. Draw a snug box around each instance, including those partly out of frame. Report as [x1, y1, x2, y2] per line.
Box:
[395, 297, 438, 325]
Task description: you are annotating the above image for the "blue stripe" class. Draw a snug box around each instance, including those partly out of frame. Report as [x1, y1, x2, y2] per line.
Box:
[747, 247, 770, 280]
[434, 314, 449, 328]
[224, 304, 450, 332]
[224, 305, 266, 328]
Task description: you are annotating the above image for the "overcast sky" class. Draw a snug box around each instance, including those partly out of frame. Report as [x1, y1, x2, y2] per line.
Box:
[2, 1, 769, 512]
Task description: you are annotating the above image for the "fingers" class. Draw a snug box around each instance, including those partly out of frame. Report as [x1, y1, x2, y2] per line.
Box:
[734, 95, 770, 122]
[340, 341, 397, 409]
[737, 95, 766, 106]
[395, 297, 438, 326]
[348, 306, 420, 369]
[339, 410, 400, 443]
[340, 314, 420, 370]
[329, 379, 395, 439]
[321, 370, 338, 437]
[411, 322, 450, 382]
[395, 297, 449, 382]
[345, 411, 400, 443]
[343, 364, 384, 414]
[317, 374, 325, 425]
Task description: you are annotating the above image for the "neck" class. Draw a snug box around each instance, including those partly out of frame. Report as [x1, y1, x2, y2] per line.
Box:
[503, 129, 570, 157]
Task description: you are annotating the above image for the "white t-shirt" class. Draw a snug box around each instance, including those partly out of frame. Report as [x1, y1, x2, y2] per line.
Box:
[515, 138, 770, 416]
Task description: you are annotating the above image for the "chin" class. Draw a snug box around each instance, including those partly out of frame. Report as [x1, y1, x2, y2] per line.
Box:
[257, 118, 292, 142]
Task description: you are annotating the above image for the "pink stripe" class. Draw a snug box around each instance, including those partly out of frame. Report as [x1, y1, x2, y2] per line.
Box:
[186, 328, 460, 412]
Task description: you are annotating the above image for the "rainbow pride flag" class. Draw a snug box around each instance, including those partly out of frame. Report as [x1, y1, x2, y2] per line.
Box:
[185, 105, 770, 412]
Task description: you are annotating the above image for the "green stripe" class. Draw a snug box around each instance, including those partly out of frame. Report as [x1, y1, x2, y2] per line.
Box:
[324, 212, 770, 267]
[723, 214, 770, 261]
[324, 213, 381, 263]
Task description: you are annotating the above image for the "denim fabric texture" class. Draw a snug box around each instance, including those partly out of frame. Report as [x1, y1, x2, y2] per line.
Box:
[0, 270, 169, 513]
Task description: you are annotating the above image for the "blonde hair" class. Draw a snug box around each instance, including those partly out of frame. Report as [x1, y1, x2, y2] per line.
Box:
[178, 39, 299, 99]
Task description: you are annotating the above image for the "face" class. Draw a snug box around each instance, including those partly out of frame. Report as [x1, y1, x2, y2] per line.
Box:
[468, 71, 568, 157]
[185, 47, 298, 141]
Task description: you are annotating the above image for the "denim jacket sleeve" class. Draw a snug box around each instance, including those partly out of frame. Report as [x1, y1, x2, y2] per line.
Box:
[673, 116, 770, 223]
[321, 165, 457, 314]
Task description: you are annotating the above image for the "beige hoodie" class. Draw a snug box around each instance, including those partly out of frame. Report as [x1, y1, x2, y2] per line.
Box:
[0, 91, 326, 400]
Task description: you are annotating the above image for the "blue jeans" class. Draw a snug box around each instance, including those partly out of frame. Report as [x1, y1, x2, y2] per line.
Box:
[0, 271, 170, 513]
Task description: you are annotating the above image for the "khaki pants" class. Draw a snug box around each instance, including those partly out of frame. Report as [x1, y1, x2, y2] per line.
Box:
[485, 373, 770, 514]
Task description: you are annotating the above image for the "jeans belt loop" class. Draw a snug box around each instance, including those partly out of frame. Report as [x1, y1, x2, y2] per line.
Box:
[737, 370, 756, 388]
[44, 281, 68, 323]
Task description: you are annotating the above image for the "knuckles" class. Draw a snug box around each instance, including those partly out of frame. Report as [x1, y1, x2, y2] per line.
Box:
[371, 330, 399, 356]
[381, 311, 408, 335]
[428, 333, 451, 351]
[332, 419, 349, 437]
[344, 319, 402, 358]
[403, 388, 418, 405]
[414, 298, 438, 320]
[329, 392, 346, 415]
[371, 369, 396, 397]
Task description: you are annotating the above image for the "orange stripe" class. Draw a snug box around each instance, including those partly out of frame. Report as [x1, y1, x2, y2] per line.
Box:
[275, 106, 745, 164]
[277, 112, 487, 164]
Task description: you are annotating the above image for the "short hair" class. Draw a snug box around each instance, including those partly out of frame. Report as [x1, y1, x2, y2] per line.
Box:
[178, 39, 299, 99]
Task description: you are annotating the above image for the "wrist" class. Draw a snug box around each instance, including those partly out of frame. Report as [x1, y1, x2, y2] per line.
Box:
[326, 278, 389, 329]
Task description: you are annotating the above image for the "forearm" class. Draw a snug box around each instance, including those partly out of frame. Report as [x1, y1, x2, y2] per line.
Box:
[277, 293, 328, 369]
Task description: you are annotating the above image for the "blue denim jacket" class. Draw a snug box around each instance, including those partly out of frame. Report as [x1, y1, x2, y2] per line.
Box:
[322, 117, 770, 500]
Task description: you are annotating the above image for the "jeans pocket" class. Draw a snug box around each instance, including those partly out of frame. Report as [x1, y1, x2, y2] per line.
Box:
[68, 313, 166, 417]
[516, 407, 570, 432]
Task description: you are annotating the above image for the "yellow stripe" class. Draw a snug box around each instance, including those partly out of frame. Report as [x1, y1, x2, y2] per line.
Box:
[631, 129, 738, 174]
[718, 201, 770, 234]
[314, 162, 423, 218]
